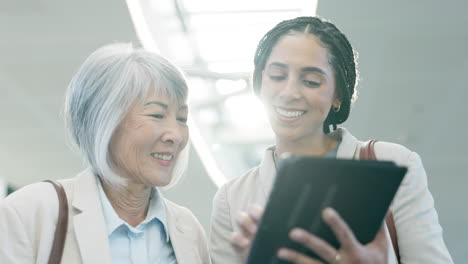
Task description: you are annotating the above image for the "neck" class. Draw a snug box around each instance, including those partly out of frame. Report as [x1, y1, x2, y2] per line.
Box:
[100, 177, 152, 227]
[275, 130, 338, 158]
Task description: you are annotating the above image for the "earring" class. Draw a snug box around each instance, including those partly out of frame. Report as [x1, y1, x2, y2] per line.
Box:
[332, 104, 341, 112]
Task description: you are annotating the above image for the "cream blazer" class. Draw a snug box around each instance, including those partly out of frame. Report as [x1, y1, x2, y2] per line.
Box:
[210, 128, 453, 264]
[0, 169, 211, 264]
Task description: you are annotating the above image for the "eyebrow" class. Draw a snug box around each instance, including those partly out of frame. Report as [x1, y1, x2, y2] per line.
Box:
[144, 101, 168, 109]
[267, 62, 327, 76]
[144, 101, 188, 111]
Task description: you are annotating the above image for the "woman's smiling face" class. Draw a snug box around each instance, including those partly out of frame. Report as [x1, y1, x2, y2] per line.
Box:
[260, 32, 341, 143]
[109, 91, 189, 187]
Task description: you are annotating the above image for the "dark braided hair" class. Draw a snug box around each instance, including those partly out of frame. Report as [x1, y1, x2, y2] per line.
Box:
[252, 16, 358, 133]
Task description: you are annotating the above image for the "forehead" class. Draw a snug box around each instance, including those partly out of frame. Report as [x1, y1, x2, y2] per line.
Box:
[266, 33, 332, 73]
[144, 85, 187, 106]
[145, 92, 187, 108]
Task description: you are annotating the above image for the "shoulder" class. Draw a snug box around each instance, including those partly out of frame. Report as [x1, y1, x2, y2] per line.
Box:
[0, 175, 79, 223]
[1, 181, 58, 216]
[373, 141, 412, 160]
[215, 166, 261, 202]
[164, 199, 197, 220]
[372, 141, 421, 167]
[367, 141, 427, 197]
[211, 165, 263, 229]
[0, 181, 64, 249]
[353, 134, 426, 183]
[164, 199, 205, 234]
[340, 128, 418, 165]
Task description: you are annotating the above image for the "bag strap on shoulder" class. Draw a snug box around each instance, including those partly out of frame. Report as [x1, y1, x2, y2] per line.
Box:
[44, 180, 69, 264]
[359, 140, 401, 263]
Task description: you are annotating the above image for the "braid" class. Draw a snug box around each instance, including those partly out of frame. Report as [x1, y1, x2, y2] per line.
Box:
[252, 16, 359, 134]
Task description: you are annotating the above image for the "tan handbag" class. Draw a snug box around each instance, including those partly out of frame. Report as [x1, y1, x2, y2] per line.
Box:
[43, 180, 69, 264]
[359, 140, 401, 263]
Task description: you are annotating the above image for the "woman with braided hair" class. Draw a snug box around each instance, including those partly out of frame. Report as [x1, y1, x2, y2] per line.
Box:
[209, 17, 453, 264]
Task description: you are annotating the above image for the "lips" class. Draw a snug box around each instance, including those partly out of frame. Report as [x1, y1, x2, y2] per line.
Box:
[274, 106, 307, 118]
[150, 152, 176, 168]
[151, 152, 174, 161]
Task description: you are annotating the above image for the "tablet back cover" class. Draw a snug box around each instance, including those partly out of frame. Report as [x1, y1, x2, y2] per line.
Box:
[247, 157, 406, 264]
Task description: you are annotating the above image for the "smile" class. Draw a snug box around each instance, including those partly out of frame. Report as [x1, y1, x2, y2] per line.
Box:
[275, 107, 306, 118]
[151, 153, 173, 161]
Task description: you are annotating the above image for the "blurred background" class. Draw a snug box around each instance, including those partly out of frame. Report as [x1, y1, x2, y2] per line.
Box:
[0, 0, 466, 261]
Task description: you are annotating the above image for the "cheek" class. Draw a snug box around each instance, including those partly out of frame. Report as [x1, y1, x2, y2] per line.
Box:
[304, 90, 334, 116]
[110, 126, 130, 155]
[109, 129, 139, 172]
[131, 118, 162, 142]
[260, 76, 277, 97]
[318, 93, 334, 107]
[136, 124, 158, 143]
[179, 127, 189, 150]
[316, 85, 336, 106]
[113, 124, 157, 163]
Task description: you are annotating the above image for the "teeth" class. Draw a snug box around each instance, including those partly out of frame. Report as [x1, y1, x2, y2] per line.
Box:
[275, 107, 305, 118]
[152, 153, 173, 161]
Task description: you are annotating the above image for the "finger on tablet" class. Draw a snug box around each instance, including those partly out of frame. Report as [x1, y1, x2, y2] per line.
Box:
[289, 228, 337, 263]
[247, 204, 264, 221]
[230, 231, 250, 249]
[322, 207, 358, 250]
[236, 211, 258, 237]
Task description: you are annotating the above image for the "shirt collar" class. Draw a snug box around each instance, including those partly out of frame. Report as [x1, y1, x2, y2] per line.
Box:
[96, 178, 170, 242]
[142, 187, 170, 242]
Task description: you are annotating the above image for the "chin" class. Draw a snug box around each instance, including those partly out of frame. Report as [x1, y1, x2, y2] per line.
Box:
[272, 126, 303, 140]
[153, 174, 174, 187]
[158, 180, 172, 187]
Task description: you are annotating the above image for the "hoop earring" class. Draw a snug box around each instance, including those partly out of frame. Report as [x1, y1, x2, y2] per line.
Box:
[332, 104, 341, 112]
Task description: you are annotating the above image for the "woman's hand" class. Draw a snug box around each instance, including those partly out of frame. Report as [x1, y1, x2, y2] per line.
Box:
[229, 204, 264, 260]
[277, 207, 389, 264]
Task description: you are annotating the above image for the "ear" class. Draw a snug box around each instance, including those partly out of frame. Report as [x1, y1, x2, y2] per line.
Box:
[332, 97, 342, 108]
[332, 86, 343, 107]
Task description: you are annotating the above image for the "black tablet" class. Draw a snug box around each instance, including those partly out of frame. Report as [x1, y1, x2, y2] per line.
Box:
[246, 156, 407, 264]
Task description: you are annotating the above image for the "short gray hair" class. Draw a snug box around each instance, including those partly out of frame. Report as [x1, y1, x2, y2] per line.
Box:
[64, 43, 189, 188]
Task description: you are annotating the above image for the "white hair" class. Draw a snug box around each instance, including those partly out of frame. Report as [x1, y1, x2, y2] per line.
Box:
[64, 43, 189, 189]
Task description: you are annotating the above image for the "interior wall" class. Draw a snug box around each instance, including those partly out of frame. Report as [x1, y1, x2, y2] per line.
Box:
[0, 0, 139, 186]
[317, 1, 468, 262]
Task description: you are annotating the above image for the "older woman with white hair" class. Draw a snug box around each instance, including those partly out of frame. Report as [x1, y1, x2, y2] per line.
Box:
[0, 43, 210, 264]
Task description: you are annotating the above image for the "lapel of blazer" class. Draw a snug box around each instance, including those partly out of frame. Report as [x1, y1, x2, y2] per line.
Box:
[71, 169, 112, 264]
[334, 127, 360, 160]
[165, 200, 198, 264]
[259, 146, 277, 201]
[259, 128, 361, 200]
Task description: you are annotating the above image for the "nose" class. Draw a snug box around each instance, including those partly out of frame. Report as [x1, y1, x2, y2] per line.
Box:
[161, 119, 184, 146]
[279, 77, 301, 101]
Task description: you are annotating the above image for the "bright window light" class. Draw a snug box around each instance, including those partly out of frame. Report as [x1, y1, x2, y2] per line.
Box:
[225, 95, 268, 130]
[215, 79, 246, 95]
[126, 0, 318, 186]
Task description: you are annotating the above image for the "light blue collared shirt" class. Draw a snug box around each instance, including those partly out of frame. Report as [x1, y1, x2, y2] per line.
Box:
[97, 179, 177, 264]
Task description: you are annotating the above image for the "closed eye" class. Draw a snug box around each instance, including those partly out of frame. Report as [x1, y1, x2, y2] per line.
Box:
[303, 80, 320, 88]
[177, 117, 188, 123]
[269, 75, 286, 81]
[150, 114, 164, 119]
